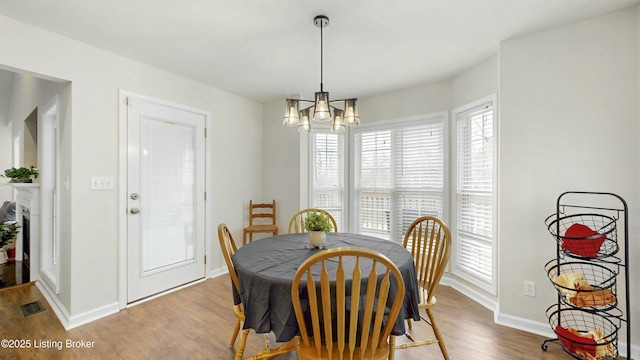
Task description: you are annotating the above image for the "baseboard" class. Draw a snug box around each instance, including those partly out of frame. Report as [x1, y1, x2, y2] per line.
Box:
[208, 266, 227, 279]
[442, 276, 498, 314]
[36, 280, 71, 329]
[39, 275, 120, 330]
[629, 343, 640, 360]
[67, 301, 120, 330]
[495, 311, 554, 339]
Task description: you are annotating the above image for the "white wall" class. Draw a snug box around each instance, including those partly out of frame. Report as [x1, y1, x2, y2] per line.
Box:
[209, 93, 263, 254]
[0, 69, 14, 201]
[262, 100, 302, 233]
[357, 80, 452, 124]
[451, 54, 499, 109]
[499, 8, 639, 353]
[0, 14, 263, 325]
[0, 69, 12, 127]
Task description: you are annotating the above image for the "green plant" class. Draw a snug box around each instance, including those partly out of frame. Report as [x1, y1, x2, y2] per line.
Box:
[304, 211, 333, 232]
[2, 166, 38, 181]
[0, 222, 20, 248]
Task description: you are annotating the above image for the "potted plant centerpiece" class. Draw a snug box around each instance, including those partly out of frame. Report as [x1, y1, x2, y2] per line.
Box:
[304, 210, 333, 248]
[2, 166, 38, 183]
[0, 222, 20, 264]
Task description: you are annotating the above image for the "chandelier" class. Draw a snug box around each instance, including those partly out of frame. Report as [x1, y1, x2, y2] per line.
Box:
[283, 15, 359, 133]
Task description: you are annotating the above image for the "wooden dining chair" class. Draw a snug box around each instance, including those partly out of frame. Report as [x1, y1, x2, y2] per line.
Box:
[218, 223, 291, 360]
[395, 216, 451, 359]
[243, 200, 278, 245]
[287, 208, 338, 233]
[291, 247, 405, 360]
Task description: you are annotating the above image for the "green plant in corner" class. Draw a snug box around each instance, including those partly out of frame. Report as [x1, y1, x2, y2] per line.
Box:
[2, 166, 38, 182]
[304, 211, 333, 232]
[0, 222, 20, 248]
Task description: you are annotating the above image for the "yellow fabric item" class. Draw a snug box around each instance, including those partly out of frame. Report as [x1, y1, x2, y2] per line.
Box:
[553, 272, 585, 297]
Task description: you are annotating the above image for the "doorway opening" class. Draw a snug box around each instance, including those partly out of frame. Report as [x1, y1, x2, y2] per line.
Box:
[0, 67, 68, 292]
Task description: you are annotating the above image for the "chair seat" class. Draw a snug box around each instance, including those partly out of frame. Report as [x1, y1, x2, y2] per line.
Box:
[245, 224, 278, 233]
[418, 286, 437, 310]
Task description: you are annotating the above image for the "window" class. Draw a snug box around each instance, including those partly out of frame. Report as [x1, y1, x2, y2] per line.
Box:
[351, 114, 447, 243]
[452, 95, 497, 294]
[309, 131, 344, 231]
[305, 100, 497, 295]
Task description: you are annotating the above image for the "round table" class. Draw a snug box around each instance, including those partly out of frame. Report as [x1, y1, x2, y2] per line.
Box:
[232, 232, 420, 342]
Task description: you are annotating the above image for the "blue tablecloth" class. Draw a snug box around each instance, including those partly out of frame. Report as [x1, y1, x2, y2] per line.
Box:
[232, 232, 420, 342]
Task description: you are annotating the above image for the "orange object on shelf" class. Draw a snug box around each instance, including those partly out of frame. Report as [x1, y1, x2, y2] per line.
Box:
[569, 280, 616, 307]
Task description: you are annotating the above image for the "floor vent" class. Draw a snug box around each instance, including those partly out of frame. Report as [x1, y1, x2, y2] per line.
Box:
[20, 301, 46, 317]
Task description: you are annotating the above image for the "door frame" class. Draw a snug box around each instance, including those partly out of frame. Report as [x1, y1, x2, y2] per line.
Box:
[39, 95, 60, 294]
[118, 89, 212, 309]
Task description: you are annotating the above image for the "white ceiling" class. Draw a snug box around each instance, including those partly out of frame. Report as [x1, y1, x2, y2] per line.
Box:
[0, 0, 638, 103]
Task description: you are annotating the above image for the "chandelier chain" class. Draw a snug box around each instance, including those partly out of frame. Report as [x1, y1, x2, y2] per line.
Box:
[320, 20, 324, 92]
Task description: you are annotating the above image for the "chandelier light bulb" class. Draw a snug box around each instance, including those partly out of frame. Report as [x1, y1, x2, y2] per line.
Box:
[331, 108, 345, 133]
[313, 92, 331, 122]
[298, 108, 311, 132]
[344, 99, 359, 125]
[283, 99, 300, 126]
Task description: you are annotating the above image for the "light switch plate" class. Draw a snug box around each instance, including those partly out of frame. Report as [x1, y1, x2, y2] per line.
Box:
[91, 176, 114, 190]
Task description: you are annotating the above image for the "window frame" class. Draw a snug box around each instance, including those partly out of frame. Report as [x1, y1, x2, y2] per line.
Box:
[451, 94, 498, 295]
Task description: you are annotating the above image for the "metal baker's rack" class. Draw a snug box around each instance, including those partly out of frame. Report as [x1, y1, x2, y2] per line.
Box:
[541, 191, 630, 360]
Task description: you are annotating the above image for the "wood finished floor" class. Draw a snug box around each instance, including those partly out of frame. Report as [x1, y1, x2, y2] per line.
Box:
[0, 276, 588, 360]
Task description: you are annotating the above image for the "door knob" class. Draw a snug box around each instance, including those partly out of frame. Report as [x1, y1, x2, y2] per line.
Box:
[130, 207, 140, 214]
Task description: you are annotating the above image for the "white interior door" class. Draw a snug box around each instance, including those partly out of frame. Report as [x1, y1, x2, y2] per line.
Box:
[126, 96, 206, 303]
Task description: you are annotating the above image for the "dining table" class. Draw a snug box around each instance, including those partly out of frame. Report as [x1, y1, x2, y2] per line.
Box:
[232, 232, 421, 343]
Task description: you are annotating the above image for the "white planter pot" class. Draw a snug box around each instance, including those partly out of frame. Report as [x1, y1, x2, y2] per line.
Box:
[309, 231, 326, 248]
[0, 249, 8, 264]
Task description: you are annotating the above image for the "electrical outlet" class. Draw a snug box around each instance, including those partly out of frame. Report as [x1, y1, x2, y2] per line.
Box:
[524, 281, 536, 297]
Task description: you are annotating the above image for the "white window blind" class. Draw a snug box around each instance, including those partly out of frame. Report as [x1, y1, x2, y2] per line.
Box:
[310, 132, 344, 231]
[353, 116, 445, 243]
[454, 99, 495, 293]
